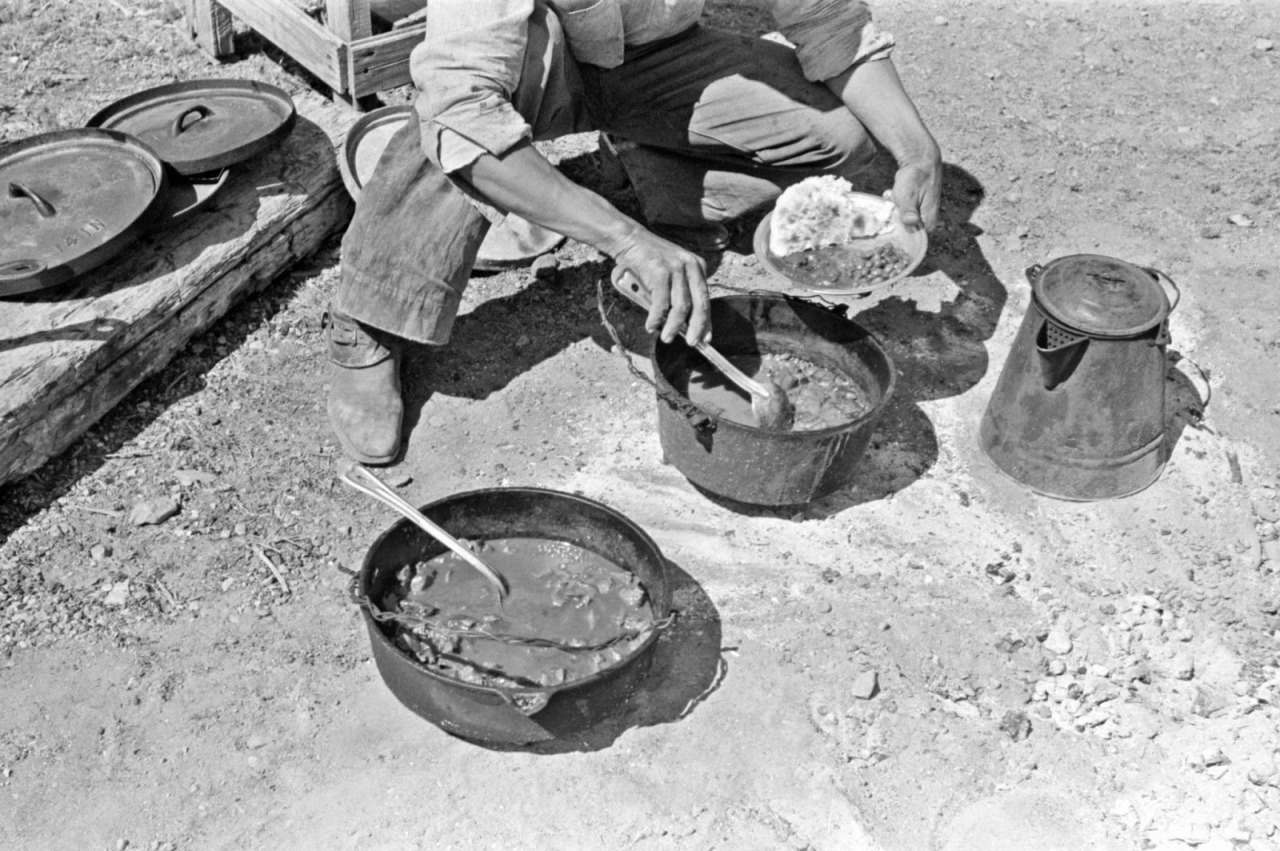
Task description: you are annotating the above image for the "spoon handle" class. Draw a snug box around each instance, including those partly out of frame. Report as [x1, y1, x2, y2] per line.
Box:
[610, 270, 770, 399]
[338, 460, 508, 600]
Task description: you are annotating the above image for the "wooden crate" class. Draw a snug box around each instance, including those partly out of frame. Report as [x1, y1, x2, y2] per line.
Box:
[184, 0, 425, 102]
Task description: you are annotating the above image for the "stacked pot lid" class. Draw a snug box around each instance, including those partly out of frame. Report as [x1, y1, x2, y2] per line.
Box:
[1, 79, 296, 297]
[339, 104, 564, 271]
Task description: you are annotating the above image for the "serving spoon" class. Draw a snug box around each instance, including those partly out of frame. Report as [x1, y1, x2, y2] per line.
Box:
[611, 269, 796, 431]
[338, 458, 509, 601]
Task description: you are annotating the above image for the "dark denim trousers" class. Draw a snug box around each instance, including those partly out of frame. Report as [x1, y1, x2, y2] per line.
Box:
[336, 14, 874, 346]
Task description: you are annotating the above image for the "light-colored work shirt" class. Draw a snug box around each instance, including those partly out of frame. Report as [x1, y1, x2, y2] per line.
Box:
[412, 0, 895, 173]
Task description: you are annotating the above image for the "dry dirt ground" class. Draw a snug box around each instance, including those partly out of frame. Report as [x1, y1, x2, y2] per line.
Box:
[3, 1, 1280, 849]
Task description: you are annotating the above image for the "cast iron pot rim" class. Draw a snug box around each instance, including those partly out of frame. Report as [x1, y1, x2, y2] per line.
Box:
[651, 293, 898, 441]
[358, 485, 670, 705]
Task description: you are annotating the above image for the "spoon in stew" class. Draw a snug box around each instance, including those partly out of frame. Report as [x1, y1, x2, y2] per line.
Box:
[338, 458, 509, 601]
[611, 270, 796, 431]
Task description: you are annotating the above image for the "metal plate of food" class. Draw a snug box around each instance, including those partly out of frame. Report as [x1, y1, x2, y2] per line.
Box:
[86, 79, 296, 175]
[340, 104, 565, 271]
[1, 128, 169, 297]
[753, 188, 928, 297]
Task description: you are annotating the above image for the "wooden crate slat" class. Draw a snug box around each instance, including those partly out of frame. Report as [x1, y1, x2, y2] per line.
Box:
[218, 0, 348, 91]
[327, 0, 373, 42]
[184, 0, 235, 57]
[349, 26, 423, 98]
[0, 96, 354, 488]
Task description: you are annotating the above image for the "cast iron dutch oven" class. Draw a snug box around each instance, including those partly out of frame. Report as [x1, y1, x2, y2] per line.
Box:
[353, 487, 673, 745]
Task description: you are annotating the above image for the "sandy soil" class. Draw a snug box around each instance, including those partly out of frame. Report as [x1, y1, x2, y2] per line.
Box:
[2, 1, 1279, 849]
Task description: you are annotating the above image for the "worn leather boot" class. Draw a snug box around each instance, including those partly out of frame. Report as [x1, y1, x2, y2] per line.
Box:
[324, 309, 403, 465]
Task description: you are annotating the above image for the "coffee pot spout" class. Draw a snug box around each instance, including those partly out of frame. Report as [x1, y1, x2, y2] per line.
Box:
[1035, 320, 1089, 390]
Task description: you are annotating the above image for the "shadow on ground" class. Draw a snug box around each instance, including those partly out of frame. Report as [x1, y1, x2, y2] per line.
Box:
[459, 558, 725, 755]
[0, 274, 311, 548]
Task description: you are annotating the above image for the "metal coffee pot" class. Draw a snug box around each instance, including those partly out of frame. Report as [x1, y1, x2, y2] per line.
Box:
[979, 254, 1180, 501]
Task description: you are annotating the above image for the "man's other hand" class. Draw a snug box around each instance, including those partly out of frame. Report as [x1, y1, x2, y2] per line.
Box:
[893, 156, 943, 232]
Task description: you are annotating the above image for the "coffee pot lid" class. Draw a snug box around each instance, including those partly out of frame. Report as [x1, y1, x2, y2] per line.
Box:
[1030, 254, 1169, 337]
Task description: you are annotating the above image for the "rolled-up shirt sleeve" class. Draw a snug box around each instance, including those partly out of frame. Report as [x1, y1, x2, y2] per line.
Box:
[410, 0, 536, 173]
[767, 1, 896, 82]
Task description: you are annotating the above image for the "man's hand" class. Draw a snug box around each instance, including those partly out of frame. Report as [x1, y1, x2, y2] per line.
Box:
[828, 58, 943, 232]
[893, 156, 943, 231]
[611, 227, 711, 345]
[463, 143, 711, 344]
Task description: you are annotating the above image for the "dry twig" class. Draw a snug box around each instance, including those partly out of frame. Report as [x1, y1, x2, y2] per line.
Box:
[66, 504, 123, 518]
[253, 546, 291, 595]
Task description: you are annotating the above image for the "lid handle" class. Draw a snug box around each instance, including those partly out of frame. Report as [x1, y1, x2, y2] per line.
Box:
[0, 259, 47, 281]
[1141, 266, 1181, 313]
[8, 182, 56, 218]
[171, 104, 213, 136]
[1025, 263, 1044, 283]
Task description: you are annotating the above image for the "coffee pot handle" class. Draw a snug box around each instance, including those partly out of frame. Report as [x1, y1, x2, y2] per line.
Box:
[1142, 266, 1181, 312]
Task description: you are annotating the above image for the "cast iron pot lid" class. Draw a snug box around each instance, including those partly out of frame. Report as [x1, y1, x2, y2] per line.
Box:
[1031, 253, 1169, 338]
[1, 128, 168, 297]
[86, 79, 297, 175]
[339, 104, 564, 270]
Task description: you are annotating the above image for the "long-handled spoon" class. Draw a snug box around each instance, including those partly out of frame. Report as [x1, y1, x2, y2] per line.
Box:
[611, 270, 796, 431]
[338, 458, 509, 601]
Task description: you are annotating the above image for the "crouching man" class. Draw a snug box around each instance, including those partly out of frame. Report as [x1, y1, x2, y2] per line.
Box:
[327, 0, 942, 464]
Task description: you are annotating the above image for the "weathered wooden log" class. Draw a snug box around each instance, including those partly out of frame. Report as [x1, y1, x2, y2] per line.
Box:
[0, 94, 354, 488]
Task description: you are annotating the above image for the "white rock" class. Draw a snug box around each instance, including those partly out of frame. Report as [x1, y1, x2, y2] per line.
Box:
[128, 496, 180, 526]
[1074, 708, 1110, 729]
[850, 670, 879, 700]
[1200, 746, 1228, 767]
[1173, 652, 1196, 680]
[941, 699, 980, 719]
[1109, 798, 1133, 817]
[174, 469, 216, 487]
[1256, 38, 1275, 52]
[1263, 540, 1280, 565]
[1169, 821, 1212, 846]
[1133, 594, 1163, 611]
[1043, 630, 1073, 655]
[104, 581, 130, 607]
[1223, 827, 1252, 844]
[1198, 837, 1235, 851]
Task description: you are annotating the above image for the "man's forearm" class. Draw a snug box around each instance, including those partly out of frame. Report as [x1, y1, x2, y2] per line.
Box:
[461, 142, 640, 257]
[826, 58, 940, 168]
[461, 140, 712, 344]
